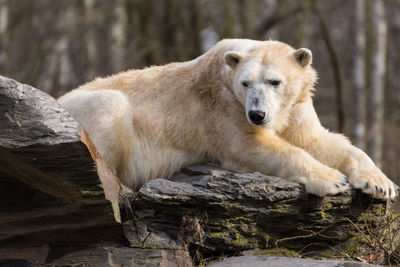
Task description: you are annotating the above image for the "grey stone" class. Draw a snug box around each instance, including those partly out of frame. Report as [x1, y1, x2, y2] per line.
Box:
[181, 164, 227, 175]
[0, 76, 118, 248]
[0, 75, 80, 148]
[45, 246, 191, 267]
[123, 165, 387, 255]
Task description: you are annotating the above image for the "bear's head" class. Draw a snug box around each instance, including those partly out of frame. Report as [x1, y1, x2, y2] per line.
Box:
[223, 41, 317, 128]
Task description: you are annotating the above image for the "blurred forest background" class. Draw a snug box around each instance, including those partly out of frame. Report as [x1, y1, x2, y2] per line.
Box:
[0, 0, 399, 183]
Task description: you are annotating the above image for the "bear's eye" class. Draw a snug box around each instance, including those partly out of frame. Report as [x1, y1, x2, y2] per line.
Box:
[269, 80, 281, 86]
[241, 81, 250, 88]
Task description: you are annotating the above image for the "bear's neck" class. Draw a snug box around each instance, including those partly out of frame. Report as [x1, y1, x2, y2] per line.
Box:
[189, 51, 232, 106]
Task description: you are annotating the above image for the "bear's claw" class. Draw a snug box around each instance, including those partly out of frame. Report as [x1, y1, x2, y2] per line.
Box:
[355, 180, 396, 200]
[341, 176, 350, 187]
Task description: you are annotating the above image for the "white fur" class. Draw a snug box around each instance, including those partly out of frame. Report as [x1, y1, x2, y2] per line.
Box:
[59, 90, 202, 190]
[58, 39, 397, 199]
[238, 63, 286, 125]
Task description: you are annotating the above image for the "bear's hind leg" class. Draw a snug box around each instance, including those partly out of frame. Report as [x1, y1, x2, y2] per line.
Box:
[58, 89, 138, 188]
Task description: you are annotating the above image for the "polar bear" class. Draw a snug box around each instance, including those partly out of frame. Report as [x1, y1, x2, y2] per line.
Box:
[58, 39, 396, 199]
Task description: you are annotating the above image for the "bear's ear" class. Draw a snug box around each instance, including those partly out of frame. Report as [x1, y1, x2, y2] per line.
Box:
[293, 48, 312, 67]
[224, 51, 243, 68]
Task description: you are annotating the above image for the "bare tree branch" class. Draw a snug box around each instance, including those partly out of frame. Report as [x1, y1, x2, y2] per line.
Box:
[315, 3, 345, 133]
[255, 5, 302, 39]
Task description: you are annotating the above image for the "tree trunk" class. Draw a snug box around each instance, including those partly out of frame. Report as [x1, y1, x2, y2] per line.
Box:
[37, 5, 76, 96]
[188, 0, 202, 59]
[238, 0, 250, 38]
[160, 0, 179, 63]
[315, 3, 345, 133]
[352, 0, 367, 149]
[368, 0, 387, 167]
[222, 0, 235, 38]
[0, 0, 9, 69]
[294, 0, 312, 48]
[84, 0, 97, 80]
[111, 0, 127, 72]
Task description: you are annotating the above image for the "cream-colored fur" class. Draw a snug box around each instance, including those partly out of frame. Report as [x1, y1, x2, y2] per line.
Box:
[58, 39, 396, 199]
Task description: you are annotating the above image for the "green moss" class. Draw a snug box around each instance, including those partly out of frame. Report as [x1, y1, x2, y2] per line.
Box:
[234, 232, 248, 246]
[285, 242, 308, 250]
[319, 247, 336, 257]
[342, 234, 366, 256]
[376, 205, 384, 215]
[224, 202, 239, 209]
[272, 203, 288, 213]
[320, 203, 333, 220]
[80, 190, 103, 196]
[209, 230, 251, 247]
[210, 231, 228, 239]
[257, 248, 298, 257]
[321, 208, 327, 219]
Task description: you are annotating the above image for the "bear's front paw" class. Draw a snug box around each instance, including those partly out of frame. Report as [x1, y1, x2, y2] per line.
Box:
[349, 165, 397, 200]
[303, 167, 351, 197]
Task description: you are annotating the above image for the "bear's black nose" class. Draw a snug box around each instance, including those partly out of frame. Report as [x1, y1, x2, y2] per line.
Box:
[248, 110, 266, 125]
